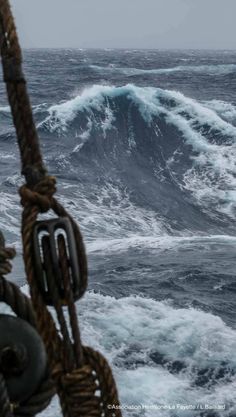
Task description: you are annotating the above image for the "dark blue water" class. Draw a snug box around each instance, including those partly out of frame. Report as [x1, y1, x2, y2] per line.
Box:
[1, 49, 236, 417]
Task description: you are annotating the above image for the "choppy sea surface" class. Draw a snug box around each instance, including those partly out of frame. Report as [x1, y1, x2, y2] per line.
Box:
[1, 49, 236, 416]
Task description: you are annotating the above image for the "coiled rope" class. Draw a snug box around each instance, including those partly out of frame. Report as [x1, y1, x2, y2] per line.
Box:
[0, 1, 122, 416]
[0, 234, 55, 417]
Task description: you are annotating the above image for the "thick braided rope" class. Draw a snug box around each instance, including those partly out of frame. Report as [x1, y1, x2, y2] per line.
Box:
[0, 245, 15, 276]
[20, 180, 88, 417]
[0, 242, 55, 416]
[0, 276, 35, 327]
[6, 83, 46, 178]
[20, 179, 85, 417]
[83, 347, 122, 417]
[0, 0, 46, 180]
[20, 179, 122, 417]
[0, 238, 34, 325]
[0, 241, 25, 417]
[0, 0, 21, 59]
[0, 278, 55, 417]
[59, 366, 101, 417]
[57, 347, 122, 417]
[0, 1, 122, 415]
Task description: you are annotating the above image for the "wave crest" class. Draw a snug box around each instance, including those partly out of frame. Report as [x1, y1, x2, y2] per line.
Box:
[38, 84, 236, 226]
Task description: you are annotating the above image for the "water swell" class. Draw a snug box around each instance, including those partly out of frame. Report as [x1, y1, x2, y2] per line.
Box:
[38, 84, 236, 229]
[7, 287, 233, 417]
[89, 63, 236, 77]
[40, 290, 236, 417]
[1, 49, 236, 417]
[80, 292, 236, 416]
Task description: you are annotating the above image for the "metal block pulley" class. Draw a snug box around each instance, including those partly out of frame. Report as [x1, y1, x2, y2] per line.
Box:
[33, 217, 82, 305]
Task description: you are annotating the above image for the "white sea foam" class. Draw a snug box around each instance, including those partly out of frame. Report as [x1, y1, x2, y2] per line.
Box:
[157, 92, 236, 217]
[1, 82, 236, 227]
[59, 183, 167, 241]
[0, 105, 10, 113]
[41, 84, 236, 136]
[81, 293, 236, 416]
[0, 191, 21, 239]
[0, 153, 16, 160]
[26, 291, 236, 416]
[0, 103, 48, 114]
[39, 84, 160, 132]
[3, 173, 236, 259]
[87, 234, 236, 254]
[203, 100, 236, 123]
[90, 63, 236, 77]
[162, 89, 236, 139]
[38, 84, 236, 217]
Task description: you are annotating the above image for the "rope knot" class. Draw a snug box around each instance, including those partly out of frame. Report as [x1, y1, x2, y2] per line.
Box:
[19, 176, 57, 212]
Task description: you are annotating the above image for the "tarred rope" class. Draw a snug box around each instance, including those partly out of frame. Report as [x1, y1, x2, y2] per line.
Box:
[0, 1, 122, 416]
[0, 0, 46, 184]
[0, 236, 55, 417]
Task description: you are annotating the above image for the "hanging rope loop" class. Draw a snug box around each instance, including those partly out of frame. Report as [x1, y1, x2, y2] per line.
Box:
[0, 234, 55, 417]
[0, 0, 122, 416]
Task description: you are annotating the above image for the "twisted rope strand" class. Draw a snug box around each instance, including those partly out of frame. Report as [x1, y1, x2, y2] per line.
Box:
[0, 0, 46, 182]
[0, 1, 122, 416]
[0, 240, 55, 417]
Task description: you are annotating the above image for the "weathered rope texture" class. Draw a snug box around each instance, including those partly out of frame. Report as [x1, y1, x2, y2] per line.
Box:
[0, 0, 122, 416]
[0, 236, 54, 417]
[0, 0, 46, 184]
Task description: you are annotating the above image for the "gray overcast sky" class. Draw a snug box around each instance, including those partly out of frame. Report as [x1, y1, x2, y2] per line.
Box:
[10, 0, 236, 49]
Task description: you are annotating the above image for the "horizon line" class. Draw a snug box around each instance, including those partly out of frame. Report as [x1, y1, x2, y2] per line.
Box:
[21, 46, 236, 52]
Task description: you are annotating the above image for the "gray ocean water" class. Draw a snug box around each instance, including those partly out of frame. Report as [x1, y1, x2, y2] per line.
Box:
[1, 49, 236, 416]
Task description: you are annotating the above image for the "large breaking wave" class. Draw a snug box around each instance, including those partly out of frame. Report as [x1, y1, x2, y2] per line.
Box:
[36, 84, 236, 233]
[1, 48, 236, 417]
